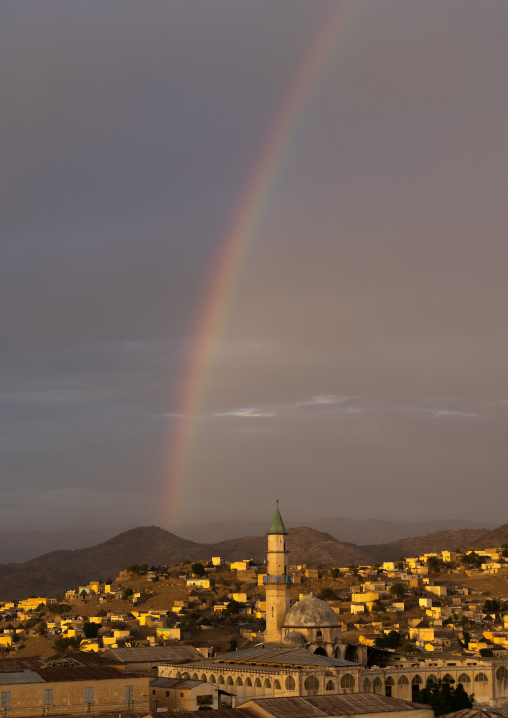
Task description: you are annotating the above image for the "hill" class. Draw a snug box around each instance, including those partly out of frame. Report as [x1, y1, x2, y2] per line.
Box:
[474, 522, 508, 548]
[210, 526, 374, 567]
[0, 522, 505, 600]
[172, 517, 496, 546]
[362, 527, 490, 563]
[0, 527, 206, 600]
[0, 518, 496, 565]
[0, 526, 374, 600]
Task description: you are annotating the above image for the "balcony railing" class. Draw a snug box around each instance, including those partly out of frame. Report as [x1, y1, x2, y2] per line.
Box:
[263, 575, 293, 584]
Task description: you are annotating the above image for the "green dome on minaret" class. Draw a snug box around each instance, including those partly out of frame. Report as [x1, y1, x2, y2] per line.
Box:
[268, 501, 287, 535]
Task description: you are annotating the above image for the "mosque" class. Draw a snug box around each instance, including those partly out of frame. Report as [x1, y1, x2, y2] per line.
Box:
[160, 505, 508, 708]
[264, 503, 344, 657]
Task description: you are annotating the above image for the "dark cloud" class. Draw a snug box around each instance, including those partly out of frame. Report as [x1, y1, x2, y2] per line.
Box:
[2, 0, 508, 531]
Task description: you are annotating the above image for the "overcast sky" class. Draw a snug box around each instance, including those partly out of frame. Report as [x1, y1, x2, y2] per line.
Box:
[2, 0, 508, 533]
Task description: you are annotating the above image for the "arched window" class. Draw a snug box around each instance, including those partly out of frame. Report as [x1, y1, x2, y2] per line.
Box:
[497, 667, 508, 682]
[385, 676, 394, 697]
[373, 677, 383, 694]
[274, 680, 281, 690]
[304, 676, 319, 691]
[385, 677, 395, 686]
[316, 630, 323, 638]
[176, 672, 182, 680]
[475, 673, 488, 683]
[314, 647, 327, 656]
[236, 677, 243, 687]
[201, 674, 207, 682]
[286, 676, 295, 690]
[192, 674, 198, 681]
[227, 676, 234, 686]
[443, 674, 454, 683]
[363, 678, 371, 692]
[255, 678, 262, 688]
[411, 675, 422, 701]
[264, 679, 271, 689]
[326, 680, 335, 691]
[272, 607, 274, 617]
[246, 677, 252, 687]
[458, 673, 471, 684]
[182, 672, 190, 680]
[427, 675, 437, 684]
[209, 675, 216, 684]
[218, 675, 225, 685]
[341, 674, 355, 690]
[398, 676, 409, 685]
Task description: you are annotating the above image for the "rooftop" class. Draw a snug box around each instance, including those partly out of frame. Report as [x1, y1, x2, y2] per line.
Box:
[243, 695, 430, 718]
[268, 504, 287, 535]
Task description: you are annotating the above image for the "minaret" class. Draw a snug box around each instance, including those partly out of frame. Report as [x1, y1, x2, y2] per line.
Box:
[264, 502, 291, 642]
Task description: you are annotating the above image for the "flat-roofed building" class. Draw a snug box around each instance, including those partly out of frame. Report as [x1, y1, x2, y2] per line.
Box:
[0, 652, 148, 717]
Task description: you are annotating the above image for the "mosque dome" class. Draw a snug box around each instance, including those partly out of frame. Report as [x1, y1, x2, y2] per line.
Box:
[282, 631, 307, 645]
[283, 595, 338, 628]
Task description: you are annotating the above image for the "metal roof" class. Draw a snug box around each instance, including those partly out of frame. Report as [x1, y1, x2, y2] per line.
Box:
[150, 678, 207, 690]
[244, 694, 428, 718]
[161, 709, 258, 718]
[268, 504, 287, 535]
[0, 652, 109, 674]
[105, 645, 202, 663]
[217, 646, 357, 668]
[35, 666, 141, 683]
[441, 711, 504, 718]
[0, 671, 44, 685]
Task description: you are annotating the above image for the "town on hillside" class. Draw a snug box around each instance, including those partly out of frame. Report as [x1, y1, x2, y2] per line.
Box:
[0, 507, 508, 718]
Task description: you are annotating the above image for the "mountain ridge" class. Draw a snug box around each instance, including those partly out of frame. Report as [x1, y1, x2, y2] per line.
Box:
[1, 522, 506, 600]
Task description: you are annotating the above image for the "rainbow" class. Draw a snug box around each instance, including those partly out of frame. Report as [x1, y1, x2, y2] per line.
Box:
[166, 1, 362, 525]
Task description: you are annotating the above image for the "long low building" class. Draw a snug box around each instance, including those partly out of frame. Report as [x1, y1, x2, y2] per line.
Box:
[364, 658, 508, 708]
[162, 693, 433, 718]
[159, 645, 362, 704]
[0, 652, 149, 717]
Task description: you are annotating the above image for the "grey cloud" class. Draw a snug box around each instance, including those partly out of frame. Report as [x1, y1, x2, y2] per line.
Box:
[2, 0, 508, 530]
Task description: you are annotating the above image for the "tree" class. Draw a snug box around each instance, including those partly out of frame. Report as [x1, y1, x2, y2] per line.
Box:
[318, 587, 336, 601]
[400, 643, 420, 653]
[83, 622, 100, 639]
[24, 617, 40, 630]
[330, 568, 339, 579]
[122, 588, 134, 601]
[418, 677, 474, 716]
[224, 600, 242, 615]
[65, 636, 86, 650]
[47, 604, 72, 615]
[461, 552, 479, 567]
[389, 583, 405, 598]
[52, 637, 69, 653]
[480, 648, 494, 657]
[483, 599, 500, 612]
[191, 563, 206, 577]
[459, 631, 471, 649]
[396, 560, 404, 571]
[228, 638, 238, 651]
[375, 630, 402, 649]
[427, 556, 441, 574]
